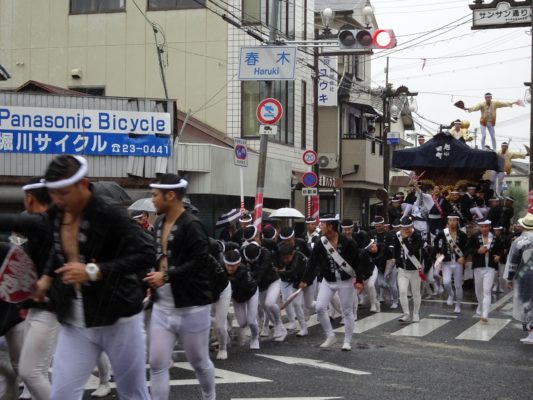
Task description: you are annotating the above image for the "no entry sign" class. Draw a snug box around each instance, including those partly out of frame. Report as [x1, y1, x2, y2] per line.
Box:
[256, 98, 283, 125]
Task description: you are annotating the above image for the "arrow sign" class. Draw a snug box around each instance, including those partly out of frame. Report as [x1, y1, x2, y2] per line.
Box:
[256, 354, 371, 376]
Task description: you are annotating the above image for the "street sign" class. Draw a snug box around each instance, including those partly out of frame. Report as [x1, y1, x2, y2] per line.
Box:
[259, 125, 278, 136]
[302, 150, 318, 166]
[301, 171, 318, 188]
[387, 132, 400, 145]
[302, 188, 318, 196]
[256, 98, 283, 125]
[238, 46, 297, 81]
[234, 138, 248, 167]
[470, 0, 532, 30]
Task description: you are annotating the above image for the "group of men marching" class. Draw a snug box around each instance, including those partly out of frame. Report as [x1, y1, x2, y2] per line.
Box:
[1, 154, 533, 400]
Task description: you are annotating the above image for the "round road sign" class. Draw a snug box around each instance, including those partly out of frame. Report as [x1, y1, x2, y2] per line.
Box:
[301, 171, 318, 188]
[235, 144, 247, 160]
[302, 150, 318, 166]
[256, 98, 283, 125]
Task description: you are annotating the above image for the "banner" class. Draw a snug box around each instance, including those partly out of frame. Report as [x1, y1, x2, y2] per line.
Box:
[0, 245, 38, 303]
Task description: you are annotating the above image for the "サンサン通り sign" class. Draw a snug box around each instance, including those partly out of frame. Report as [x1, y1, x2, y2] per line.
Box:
[0, 106, 171, 157]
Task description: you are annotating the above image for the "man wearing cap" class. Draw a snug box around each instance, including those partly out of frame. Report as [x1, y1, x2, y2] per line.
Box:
[467, 220, 504, 323]
[142, 173, 216, 400]
[392, 216, 425, 323]
[467, 93, 519, 151]
[486, 197, 503, 226]
[448, 190, 467, 230]
[304, 215, 372, 350]
[504, 213, 533, 343]
[0, 177, 58, 400]
[434, 213, 468, 313]
[32, 155, 155, 400]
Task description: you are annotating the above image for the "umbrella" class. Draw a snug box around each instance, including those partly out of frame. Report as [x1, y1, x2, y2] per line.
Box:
[92, 181, 131, 203]
[216, 209, 241, 228]
[269, 207, 305, 219]
[128, 198, 156, 213]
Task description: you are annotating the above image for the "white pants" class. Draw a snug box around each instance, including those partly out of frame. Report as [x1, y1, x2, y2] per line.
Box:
[212, 283, 231, 352]
[384, 267, 399, 302]
[0, 321, 25, 399]
[302, 278, 317, 315]
[397, 269, 421, 316]
[259, 279, 283, 328]
[50, 314, 149, 400]
[280, 282, 306, 328]
[481, 124, 496, 151]
[474, 267, 496, 319]
[365, 267, 379, 307]
[0, 338, 17, 400]
[316, 278, 355, 344]
[233, 289, 259, 338]
[490, 170, 506, 195]
[442, 262, 463, 304]
[19, 309, 60, 400]
[149, 305, 215, 400]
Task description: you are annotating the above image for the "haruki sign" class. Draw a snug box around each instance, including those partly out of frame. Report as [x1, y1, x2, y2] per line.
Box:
[0, 106, 171, 157]
[239, 46, 297, 81]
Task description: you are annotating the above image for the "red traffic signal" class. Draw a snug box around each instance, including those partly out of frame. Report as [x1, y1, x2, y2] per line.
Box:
[338, 28, 397, 50]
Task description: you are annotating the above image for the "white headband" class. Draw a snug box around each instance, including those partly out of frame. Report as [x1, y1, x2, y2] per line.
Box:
[22, 182, 46, 191]
[319, 214, 339, 222]
[149, 179, 188, 190]
[364, 239, 375, 250]
[244, 226, 258, 241]
[45, 156, 88, 189]
[223, 255, 241, 266]
[239, 216, 252, 223]
[341, 224, 354, 229]
[279, 231, 295, 240]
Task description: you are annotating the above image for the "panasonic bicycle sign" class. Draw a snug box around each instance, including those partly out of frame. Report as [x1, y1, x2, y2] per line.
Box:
[0, 106, 172, 157]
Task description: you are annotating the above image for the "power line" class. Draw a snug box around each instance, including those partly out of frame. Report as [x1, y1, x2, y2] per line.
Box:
[390, 45, 529, 60]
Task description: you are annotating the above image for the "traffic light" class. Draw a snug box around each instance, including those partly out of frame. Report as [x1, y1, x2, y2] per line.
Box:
[338, 28, 396, 50]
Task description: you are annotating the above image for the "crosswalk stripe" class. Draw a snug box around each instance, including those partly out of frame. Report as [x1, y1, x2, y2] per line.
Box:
[455, 318, 511, 341]
[390, 318, 451, 337]
[490, 291, 513, 312]
[333, 312, 402, 334]
[428, 314, 458, 319]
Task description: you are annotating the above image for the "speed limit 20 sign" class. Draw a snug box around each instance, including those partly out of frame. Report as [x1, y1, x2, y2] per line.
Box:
[302, 150, 318, 166]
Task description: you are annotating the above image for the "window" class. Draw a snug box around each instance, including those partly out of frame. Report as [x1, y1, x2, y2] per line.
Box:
[69, 86, 105, 96]
[303, 0, 308, 39]
[371, 140, 376, 154]
[70, 0, 124, 14]
[147, 0, 205, 11]
[279, 0, 295, 39]
[242, 0, 261, 24]
[356, 55, 365, 81]
[241, 81, 295, 145]
[301, 80, 307, 149]
[514, 181, 521, 187]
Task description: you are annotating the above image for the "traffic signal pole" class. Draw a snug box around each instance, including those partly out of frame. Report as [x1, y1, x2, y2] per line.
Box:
[529, 2, 533, 191]
[253, 0, 280, 232]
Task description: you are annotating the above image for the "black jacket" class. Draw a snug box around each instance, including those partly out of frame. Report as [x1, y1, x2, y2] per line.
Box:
[226, 266, 257, 303]
[392, 230, 424, 271]
[277, 251, 310, 288]
[305, 234, 372, 283]
[434, 228, 468, 262]
[46, 194, 156, 327]
[244, 246, 279, 291]
[487, 205, 503, 227]
[352, 229, 369, 249]
[368, 229, 394, 247]
[467, 233, 504, 269]
[367, 242, 391, 274]
[155, 210, 214, 308]
[0, 243, 23, 336]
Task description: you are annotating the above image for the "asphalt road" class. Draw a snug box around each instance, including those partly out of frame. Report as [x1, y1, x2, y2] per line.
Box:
[80, 287, 533, 400]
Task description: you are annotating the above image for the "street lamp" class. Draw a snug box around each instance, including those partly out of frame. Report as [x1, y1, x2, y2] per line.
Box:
[362, 4, 374, 28]
[321, 7, 334, 34]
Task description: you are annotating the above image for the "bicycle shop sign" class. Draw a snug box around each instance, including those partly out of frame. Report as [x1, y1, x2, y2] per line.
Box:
[0, 106, 172, 157]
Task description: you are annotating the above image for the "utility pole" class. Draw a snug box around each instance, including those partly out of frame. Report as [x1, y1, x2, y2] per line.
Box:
[529, 1, 533, 190]
[253, 0, 280, 232]
[382, 56, 390, 221]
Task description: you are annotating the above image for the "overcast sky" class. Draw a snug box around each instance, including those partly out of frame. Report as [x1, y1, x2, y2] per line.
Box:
[366, 0, 531, 153]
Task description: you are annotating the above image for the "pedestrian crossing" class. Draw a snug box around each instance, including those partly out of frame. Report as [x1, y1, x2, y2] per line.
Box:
[329, 311, 512, 342]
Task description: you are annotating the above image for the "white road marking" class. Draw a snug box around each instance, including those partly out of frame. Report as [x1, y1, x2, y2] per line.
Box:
[490, 291, 513, 312]
[428, 314, 458, 319]
[83, 363, 271, 390]
[455, 318, 511, 341]
[391, 318, 451, 337]
[256, 354, 371, 376]
[422, 299, 478, 305]
[333, 312, 402, 334]
[232, 397, 344, 400]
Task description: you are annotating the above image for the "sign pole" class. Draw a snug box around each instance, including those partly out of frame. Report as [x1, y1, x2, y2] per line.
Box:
[240, 166, 245, 216]
[253, 0, 280, 233]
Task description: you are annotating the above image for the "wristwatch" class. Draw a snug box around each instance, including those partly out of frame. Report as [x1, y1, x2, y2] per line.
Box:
[85, 263, 100, 282]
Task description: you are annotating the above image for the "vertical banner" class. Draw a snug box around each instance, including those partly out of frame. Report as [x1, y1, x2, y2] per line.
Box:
[528, 191, 533, 214]
[317, 55, 338, 107]
[311, 195, 320, 223]
[253, 192, 264, 232]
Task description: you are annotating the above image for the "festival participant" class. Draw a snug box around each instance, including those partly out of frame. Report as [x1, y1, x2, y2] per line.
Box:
[434, 213, 468, 314]
[392, 217, 424, 323]
[504, 213, 533, 343]
[231, 213, 253, 245]
[131, 210, 154, 233]
[304, 215, 371, 351]
[303, 217, 320, 251]
[223, 249, 260, 350]
[33, 155, 155, 400]
[362, 237, 396, 310]
[276, 242, 309, 336]
[493, 226, 511, 294]
[144, 173, 215, 400]
[242, 242, 287, 342]
[448, 190, 467, 230]
[0, 178, 59, 400]
[467, 220, 504, 323]
[501, 196, 515, 232]
[466, 93, 520, 151]
[279, 226, 310, 258]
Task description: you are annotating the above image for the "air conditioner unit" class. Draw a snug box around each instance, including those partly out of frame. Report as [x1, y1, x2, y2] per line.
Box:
[318, 153, 338, 169]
